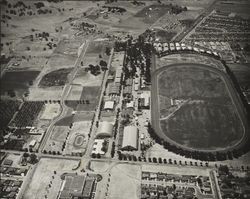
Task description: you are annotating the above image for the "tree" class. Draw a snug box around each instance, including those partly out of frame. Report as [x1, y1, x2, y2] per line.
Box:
[30, 153, 38, 164]
[105, 47, 111, 56]
[23, 152, 29, 158]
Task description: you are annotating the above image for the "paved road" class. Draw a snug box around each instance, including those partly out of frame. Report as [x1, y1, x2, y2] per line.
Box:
[210, 170, 222, 199]
[38, 40, 90, 153]
[84, 48, 115, 158]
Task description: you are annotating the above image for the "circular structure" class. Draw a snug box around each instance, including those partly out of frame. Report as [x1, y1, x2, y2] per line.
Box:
[73, 134, 85, 147]
[151, 62, 249, 152]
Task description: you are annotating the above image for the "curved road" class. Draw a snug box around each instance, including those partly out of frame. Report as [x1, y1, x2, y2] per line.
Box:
[38, 40, 90, 153]
[151, 62, 249, 152]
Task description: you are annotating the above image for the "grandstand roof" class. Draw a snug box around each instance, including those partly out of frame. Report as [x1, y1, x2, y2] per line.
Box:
[96, 122, 113, 137]
[122, 126, 138, 150]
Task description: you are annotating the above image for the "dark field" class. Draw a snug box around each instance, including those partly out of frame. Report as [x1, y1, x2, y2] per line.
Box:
[65, 86, 100, 111]
[9, 101, 44, 128]
[155, 64, 245, 150]
[0, 100, 21, 130]
[39, 68, 72, 87]
[0, 71, 40, 96]
[228, 63, 250, 89]
[55, 115, 73, 126]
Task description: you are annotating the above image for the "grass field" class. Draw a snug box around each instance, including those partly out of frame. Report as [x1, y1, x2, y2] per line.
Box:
[152, 63, 246, 151]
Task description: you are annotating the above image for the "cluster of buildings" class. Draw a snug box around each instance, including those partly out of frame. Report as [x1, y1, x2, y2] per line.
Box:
[153, 42, 219, 57]
[58, 173, 97, 199]
[141, 171, 213, 199]
[0, 179, 23, 199]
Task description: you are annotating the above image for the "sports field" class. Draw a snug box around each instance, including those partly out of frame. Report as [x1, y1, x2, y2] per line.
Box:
[151, 63, 248, 151]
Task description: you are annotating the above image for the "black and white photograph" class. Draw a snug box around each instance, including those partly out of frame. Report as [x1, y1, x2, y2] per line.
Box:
[1, 0, 250, 198]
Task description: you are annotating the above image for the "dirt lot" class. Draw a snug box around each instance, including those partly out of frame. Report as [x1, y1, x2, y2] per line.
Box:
[22, 158, 79, 199]
[40, 103, 61, 120]
[107, 163, 141, 199]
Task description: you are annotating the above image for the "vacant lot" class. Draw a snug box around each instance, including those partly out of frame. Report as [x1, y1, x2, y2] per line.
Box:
[0, 71, 40, 97]
[23, 158, 79, 199]
[108, 164, 141, 199]
[152, 63, 246, 151]
[40, 103, 61, 120]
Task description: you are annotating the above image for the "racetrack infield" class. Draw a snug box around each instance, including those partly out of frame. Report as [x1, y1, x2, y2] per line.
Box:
[151, 63, 249, 151]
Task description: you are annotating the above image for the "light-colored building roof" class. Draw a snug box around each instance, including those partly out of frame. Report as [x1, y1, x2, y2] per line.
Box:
[104, 101, 114, 110]
[126, 101, 134, 109]
[140, 92, 150, 107]
[92, 139, 105, 155]
[96, 122, 113, 137]
[29, 140, 37, 147]
[122, 126, 138, 150]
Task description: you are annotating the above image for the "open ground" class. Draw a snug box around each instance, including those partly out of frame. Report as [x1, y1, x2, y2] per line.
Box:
[22, 158, 79, 199]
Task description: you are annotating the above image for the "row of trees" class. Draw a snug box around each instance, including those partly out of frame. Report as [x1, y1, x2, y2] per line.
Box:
[147, 123, 250, 161]
[117, 151, 210, 167]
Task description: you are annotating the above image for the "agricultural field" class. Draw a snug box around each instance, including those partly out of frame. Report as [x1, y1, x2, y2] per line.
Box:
[0, 100, 21, 131]
[39, 68, 72, 87]
[152, 63, 247, 151]
[22, 158, 79, 199]
[0, 71, 40, 98]
[9, 101, 44, 128]
[65, 86, 101, 111]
